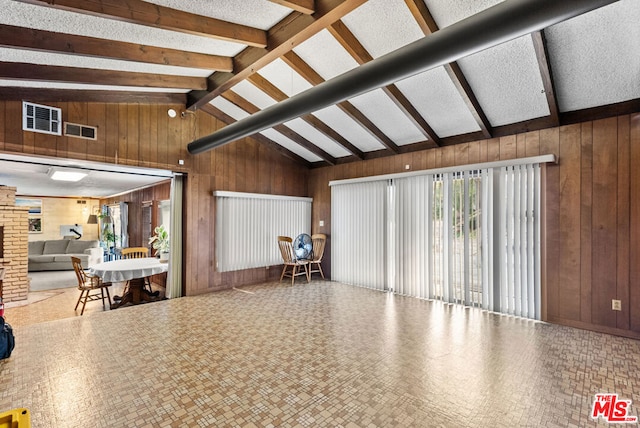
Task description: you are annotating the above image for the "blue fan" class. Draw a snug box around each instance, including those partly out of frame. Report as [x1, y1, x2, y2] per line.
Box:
[293, 233, 313, 260]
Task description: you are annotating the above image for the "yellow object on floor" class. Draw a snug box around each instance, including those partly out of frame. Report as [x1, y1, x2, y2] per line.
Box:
[0, 408, 30, 427]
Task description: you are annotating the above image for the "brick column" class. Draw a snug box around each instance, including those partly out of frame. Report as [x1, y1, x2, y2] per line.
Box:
[0, 186, 29, 303]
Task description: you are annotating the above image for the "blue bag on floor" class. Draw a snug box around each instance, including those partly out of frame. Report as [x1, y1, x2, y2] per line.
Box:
[0, 317, 15, 359]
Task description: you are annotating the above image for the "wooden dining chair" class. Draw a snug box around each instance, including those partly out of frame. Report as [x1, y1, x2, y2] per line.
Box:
[120, 247, 152, 293]
[121, 247, 149, 259]
[71, 256, 112, 315]
[309, 234, 326, 279]
[277, 236, 310, 285]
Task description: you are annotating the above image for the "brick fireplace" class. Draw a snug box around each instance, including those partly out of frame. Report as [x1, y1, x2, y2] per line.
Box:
[0, 186, 29, 303]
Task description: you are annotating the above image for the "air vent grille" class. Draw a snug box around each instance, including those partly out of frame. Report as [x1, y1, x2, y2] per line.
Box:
[64, 122, 97, 140]
[23, 101, 62, 135]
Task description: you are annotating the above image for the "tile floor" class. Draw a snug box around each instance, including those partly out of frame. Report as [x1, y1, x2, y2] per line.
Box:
[1, 280, 639, 427]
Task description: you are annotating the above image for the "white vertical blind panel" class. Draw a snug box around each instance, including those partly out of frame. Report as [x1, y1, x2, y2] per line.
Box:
[216, 194, 311, 272]
[443, 174, 453, 302]
[332, 181, 387, 290]
[329, 161, 541, 320]
[534, 164, 541, 319]
[481, 169, 494, 311]
[432, 175, 444, 300]
[393, 175, 431, 298]
[497, 164, 540, 319]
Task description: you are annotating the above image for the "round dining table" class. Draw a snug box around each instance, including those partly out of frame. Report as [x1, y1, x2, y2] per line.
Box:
[89, 257, 168, 308]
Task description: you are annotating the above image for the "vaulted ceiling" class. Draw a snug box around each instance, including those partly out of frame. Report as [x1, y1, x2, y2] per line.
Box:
[1, 0, 638, 167]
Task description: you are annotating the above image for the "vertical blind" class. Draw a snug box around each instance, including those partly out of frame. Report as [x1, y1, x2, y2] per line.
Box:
[332, 181, 387, 291]
[330, 156, 548, 320]
[215, 191, 311, 272]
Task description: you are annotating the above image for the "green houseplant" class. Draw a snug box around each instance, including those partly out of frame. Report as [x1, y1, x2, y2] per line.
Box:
[149, 225, 170, 262]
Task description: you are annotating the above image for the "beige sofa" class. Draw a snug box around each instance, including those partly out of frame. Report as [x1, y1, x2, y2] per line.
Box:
[28, 239, 103, 271]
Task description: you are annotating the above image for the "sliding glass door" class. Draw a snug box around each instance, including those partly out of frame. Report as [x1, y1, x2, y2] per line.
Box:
[331, 162, 542, 320]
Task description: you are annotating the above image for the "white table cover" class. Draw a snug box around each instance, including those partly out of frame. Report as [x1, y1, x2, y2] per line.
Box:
[89, 257, 168, 283]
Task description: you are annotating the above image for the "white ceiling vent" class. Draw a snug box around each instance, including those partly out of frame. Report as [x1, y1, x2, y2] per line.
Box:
[22, 101, 62, 136]
[64, 122, 97, 140]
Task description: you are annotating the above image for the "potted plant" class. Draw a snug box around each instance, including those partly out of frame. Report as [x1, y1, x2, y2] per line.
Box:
[149, 225, 170, 262]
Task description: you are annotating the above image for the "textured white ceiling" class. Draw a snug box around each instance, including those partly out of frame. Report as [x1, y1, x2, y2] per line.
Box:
[142, 0, 292, 31]
[229, 81, 351, 158]
[232, 80, 277, 110]
[260, 129, 322, 162]
[311, 105, 385, 152]
[545, 0, 640, 112]
[341, 0, 424, 58]
[209, 97, 250, 121]
[349, 89, 425, 145]
[257, 59, 312, 97]
[293, 29, 359, 81]
[0, 0, 245, 57]
[457, 36, 550, 126]
[395, 68, 481, 137]
[0, 47, 211, 77]
[283, 118, 351, 158]
[0, 79, 187, 93]
[0, 0, 635, 168]
[210, 92, 330, 162]
[424, 0, 502, 29]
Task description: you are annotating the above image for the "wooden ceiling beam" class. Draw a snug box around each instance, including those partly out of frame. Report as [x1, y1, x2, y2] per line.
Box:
[15, 0, 267, 48]
[187, 0, 368, 109]
[0, 62, 206, 90]
[247, 73, 365, 159]
[328, 20, 441, 146]
[531, 30, 560, 126]
[0, 24, 232, 71]
[268, 0, 315, 15]
[281, 51, 400, 154]
[0, 86, 186, 104]
[221, 91, 337, 165]
[200, 104, 313, 167]
[405, 0, 493, 138]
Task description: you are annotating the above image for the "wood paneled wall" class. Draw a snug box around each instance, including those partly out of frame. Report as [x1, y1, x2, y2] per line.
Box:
[0, 100, 308, 296]
[101, 181, 171, 247]
[1, 101, 190, 170]
[309, 113, 640, 339]
[3, 98, 638, 338]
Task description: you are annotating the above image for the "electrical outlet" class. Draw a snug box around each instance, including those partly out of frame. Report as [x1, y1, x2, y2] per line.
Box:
[319, 220, 324, 227]
[612, 299, 622, 311]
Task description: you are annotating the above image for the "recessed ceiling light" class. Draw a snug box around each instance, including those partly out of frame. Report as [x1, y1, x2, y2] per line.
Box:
[47, 167, 87, 182]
